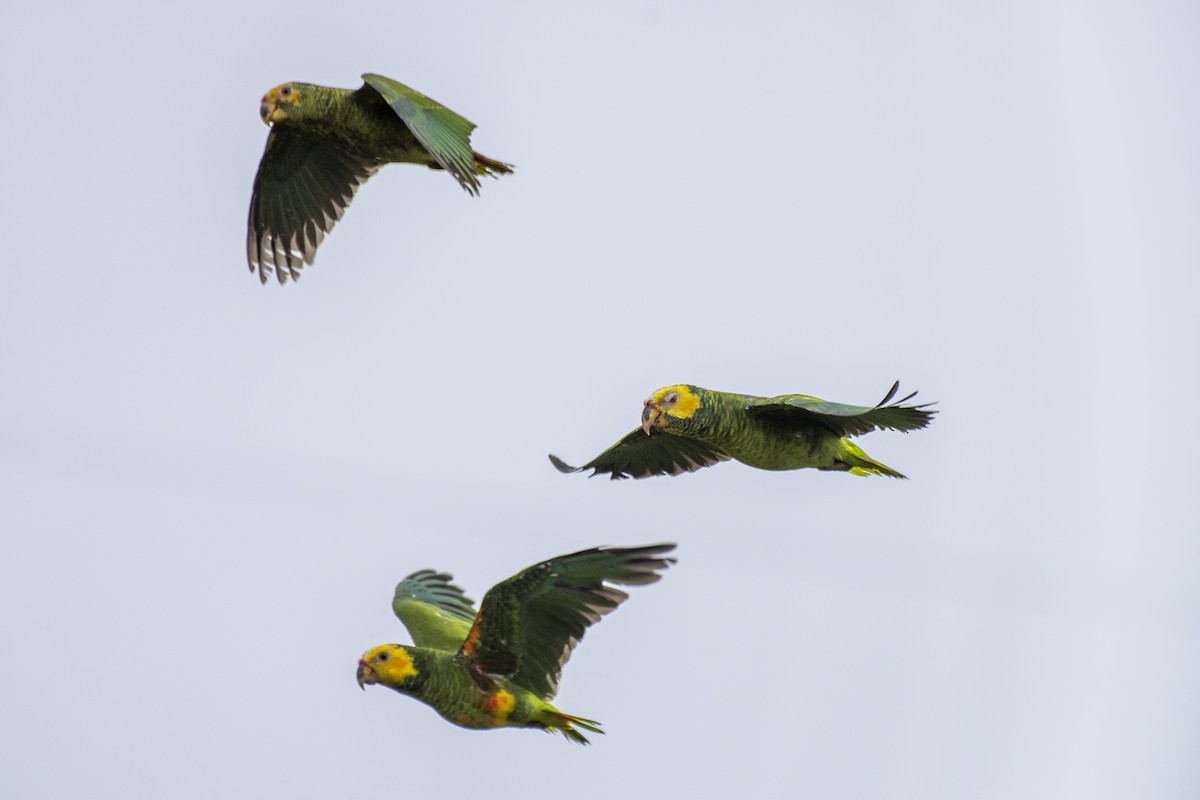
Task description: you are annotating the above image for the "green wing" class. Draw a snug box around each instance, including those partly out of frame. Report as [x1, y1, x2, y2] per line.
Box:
[549, 429, 730, 480]
[247, 126, 379, 284]
[459, 544, 676, 700]
[360, 73, 481, 195]
[745, 381, 937, 438]
[392, 569, 478, 652]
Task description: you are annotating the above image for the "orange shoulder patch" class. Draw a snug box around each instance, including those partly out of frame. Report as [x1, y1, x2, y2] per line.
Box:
[461, 612, 483, 656]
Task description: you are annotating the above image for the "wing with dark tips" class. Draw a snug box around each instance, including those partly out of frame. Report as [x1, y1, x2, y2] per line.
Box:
[459, 544, 676, 699]
[745, 381, 937, 438]
[247, 126, 379, 285]
[549, 429, 730, 480]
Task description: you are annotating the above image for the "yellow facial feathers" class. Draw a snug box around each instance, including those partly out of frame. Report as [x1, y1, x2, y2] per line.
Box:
[650, 385, 701, 420]
[363, 644, 419, 683]
[269, 84, 303, 103]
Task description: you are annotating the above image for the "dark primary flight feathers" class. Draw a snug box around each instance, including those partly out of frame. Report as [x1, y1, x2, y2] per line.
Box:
[459, 544, 676, 701]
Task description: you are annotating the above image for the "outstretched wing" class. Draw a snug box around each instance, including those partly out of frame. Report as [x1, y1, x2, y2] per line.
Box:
[360, 73, 481, 195]
[459, 544, 676, 700]
[247, 126, 379, 284]
[745, 381, 936, 438]
[549, 429, 730, 480]
[392, 569, 478, 652]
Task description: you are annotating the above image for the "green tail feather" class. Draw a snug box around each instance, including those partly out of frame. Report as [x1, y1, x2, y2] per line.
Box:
[837, 440, 907, 479]
[545, 711, 604, 745]
[473, 151, 514, 177]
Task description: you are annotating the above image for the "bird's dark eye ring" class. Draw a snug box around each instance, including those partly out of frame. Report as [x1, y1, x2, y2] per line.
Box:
[280, 86, 292, 97]
[376, 651, 389, 662]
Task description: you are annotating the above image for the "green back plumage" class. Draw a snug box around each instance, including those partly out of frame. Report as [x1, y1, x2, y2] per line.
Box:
[743, 380, 935, 437]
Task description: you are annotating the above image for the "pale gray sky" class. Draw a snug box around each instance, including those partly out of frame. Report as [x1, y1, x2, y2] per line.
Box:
[2, 1, 1198, 798]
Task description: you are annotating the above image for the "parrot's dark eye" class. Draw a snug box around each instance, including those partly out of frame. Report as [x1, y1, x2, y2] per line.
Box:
[664, 392, 679, 405]
[376, 651, 389, 662]
[280, 86, 292, 97]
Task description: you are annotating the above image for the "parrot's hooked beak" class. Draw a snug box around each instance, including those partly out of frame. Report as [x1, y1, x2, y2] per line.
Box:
[356, 660, 375, 690]
[259, 91, 290, 126]
[642, 402, 662, 436]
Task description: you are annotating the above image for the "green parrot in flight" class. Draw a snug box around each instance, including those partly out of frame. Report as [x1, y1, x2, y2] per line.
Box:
[248, 73, 512, 284]
[356, 544, 676, 744]
[550, 381, 936, 480]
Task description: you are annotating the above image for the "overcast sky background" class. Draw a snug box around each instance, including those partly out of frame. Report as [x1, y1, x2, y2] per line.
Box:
[2, 1, 1197, 798]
